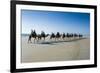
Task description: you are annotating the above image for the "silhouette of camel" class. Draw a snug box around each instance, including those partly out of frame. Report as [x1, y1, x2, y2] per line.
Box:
[28, 29, 84, 43]
[50, 32, 56, 40]
[37, 34, 41, 40]
[28, 29, 37, 43]
[55, 32, 61, 40]
[74, 33, 78, 38]
[50, 32, 61, 41]
[79, 34, 83, 38]
[28, 30, 49, 43]
[37, 34, 49, 41]
[40, 31, 49, 40]
[66, 33, 83, 39]
[62, 33, 66, 40]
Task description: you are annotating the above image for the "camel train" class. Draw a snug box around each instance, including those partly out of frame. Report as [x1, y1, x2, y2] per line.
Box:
[28, 29, 83, 43]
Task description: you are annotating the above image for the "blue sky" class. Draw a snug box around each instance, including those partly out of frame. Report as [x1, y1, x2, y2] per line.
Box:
[21, 10, 90, 35]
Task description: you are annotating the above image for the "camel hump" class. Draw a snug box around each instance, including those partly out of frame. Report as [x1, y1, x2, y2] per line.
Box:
[31, 29, 37, 36]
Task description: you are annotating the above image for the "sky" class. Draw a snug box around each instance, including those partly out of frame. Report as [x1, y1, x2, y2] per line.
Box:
[21, 10, 90, 35]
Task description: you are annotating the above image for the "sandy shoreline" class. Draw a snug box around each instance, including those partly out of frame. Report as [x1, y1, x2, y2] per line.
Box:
[21, 36, 90, 63]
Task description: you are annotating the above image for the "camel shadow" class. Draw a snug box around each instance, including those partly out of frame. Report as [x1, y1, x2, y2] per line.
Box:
[38, 42, 55, 45]
[37, 38, 87, 45]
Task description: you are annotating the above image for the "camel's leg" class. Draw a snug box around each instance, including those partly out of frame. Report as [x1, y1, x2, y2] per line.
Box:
[28, 37, 30, 43]
[37, 37, 39, 42]
[29, 38, 32, 43]
[56, 38, 58, 41]
[57, 37, 58, 41]
[28, 36, 32, 43]
[34, 38, 36, 43]
[50, 37, 52, 40]
[35, 37, 38, 43]
[28, 38, 30, 43]
[55, 37, 56, 41]
[50, 37, 52, 42]
[63, 37, 64, 40]
[42, 37, 45, 42]
[44, 37, 45, 41]
[37, 37, 40, 43]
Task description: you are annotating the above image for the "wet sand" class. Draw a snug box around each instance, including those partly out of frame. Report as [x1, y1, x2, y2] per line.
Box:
[21, 36, 90, 63]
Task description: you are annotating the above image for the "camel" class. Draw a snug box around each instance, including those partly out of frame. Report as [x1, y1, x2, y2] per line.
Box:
[28, 30, 37, 43]
[55, 32, 61, 40]
[78, 34, 83, 38]
[66, 33, 83, 40]
[50, 32, 61, 41]
[28, 29, 83, 43]
[62, 33, 66, 40]
[74, 33, 78, 38]
[28, 30, 49, 43]
[40, 31, 49, 40]
[37, 34, 41, 40]
[50, 32, 56, 40]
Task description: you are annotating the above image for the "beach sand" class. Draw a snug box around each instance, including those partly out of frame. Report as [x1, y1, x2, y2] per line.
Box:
[21, 36, 90, 63]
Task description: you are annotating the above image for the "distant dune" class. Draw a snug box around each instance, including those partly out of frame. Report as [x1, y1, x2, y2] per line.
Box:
[21, 36, 90, 63]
